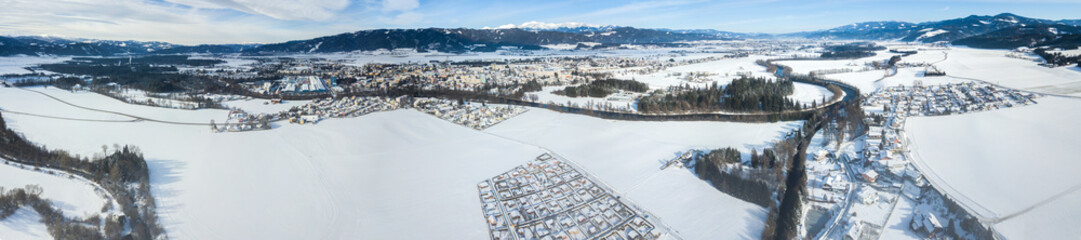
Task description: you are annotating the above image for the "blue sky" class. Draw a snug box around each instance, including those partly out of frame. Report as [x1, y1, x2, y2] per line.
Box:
[1, 0, 1079, 44]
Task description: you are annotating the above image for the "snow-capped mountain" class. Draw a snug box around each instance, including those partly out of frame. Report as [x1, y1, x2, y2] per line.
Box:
[488, 21, 622, 33]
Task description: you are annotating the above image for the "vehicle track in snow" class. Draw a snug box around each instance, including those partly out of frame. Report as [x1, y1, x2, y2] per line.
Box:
[15, 88, 216, 126]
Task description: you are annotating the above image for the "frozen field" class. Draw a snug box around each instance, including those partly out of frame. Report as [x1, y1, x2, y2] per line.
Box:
[0, 86, 795, 239]
[906, 96, 1081, 239]
[486, 108, 801, 239]
[0, 56, 72, 75]
[936, 47, 1081, 96]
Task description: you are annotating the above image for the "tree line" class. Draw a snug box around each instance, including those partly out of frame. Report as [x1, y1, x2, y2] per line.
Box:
[552, 78, 649, 98]
[638, 76, 800, 113]
[1035, 48, 1081, 67]
[0, 185, 106, 240]
[0, 112, 164, 240]
[819, 42, 885, 59]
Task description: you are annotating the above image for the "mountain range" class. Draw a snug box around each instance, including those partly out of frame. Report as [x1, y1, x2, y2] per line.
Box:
[0, 13, 1078, 56]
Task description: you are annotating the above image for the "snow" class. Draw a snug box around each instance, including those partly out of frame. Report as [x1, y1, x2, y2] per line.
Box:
[775, 50, 900, 75]
[994, 188, 1081, 239]
[530, 86, 638, 111]
[625, 168, 767, 240]
[789, 82, 835, 104]
[0, 162, 111, 218]
[879, 194, 921, 240]
[906, 96, 1081, 239]
[221, 98, 312, 115]
[0, 56, 71, 75]
[825, 67, 970, 93]
[916, 30, 949, 40]
[937, 47, 1081, 95]
[617, 56, 775, 90]
[485, 108, 801, 239]
[0, 207, 50, 240]
[493, 21, 602, 30]
[0, 87, 542, 239]
[0, 85, 799, 239]
[1049, 48, 1081, 56]
[0, 88, 133, 121]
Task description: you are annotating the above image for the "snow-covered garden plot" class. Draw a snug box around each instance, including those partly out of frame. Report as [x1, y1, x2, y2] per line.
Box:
[936, 47, 1081, 96]
[878, 189, 921, 240]
[0, 207, 50, 240]
[485, 108, 801, 239]
[905, 96, 1081, 239]
[0, 162, 114, 219]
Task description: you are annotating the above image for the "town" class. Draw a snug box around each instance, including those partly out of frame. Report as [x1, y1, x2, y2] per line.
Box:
[478, 154, 677, 240]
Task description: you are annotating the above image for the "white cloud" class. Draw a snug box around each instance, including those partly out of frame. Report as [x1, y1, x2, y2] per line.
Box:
[163, 0, 351, 21]
[0, 0, 360, 44]
[381, 0, 419, 12]
[381, 12, 423, 25]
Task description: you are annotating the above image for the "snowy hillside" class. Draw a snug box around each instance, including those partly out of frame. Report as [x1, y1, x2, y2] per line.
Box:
[906, 96, 1081, 239]
[0, 86, 798, 239]
[485, 108, 801, 239]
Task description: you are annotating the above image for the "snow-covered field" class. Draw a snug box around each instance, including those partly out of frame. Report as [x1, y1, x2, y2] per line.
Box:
[616, 55, 775, 90]
[825, 67, 970, 94]
[936, 47, 1081, 96]
[0, 56, 71, 75]
[0, 85, 796, 239]
[790, 82, 835, 104]
[0, 207, 50, 240]
[0, 162, 113, 219]
[221, 98, 312, 115]
[906, 96, 1081, 239]
[531, 86, 638, 111]
[485, 108, 801, 239]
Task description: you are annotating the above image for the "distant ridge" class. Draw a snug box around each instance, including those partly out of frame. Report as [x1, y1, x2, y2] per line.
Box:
[1, 13, 1078, 56]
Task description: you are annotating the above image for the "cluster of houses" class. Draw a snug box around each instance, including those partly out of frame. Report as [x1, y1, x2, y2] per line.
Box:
[478, 154, 670, 240]
[282, 96, 408, 124]
[212, 109, 273, 132]
[833, 81, 1035, 239]
[413, 99, 527, 130]
[247, 76, 339, 95]
[865, 82, 1037, 117]
[805, 149, 852, 203]
[855, 81, 1038, 186]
